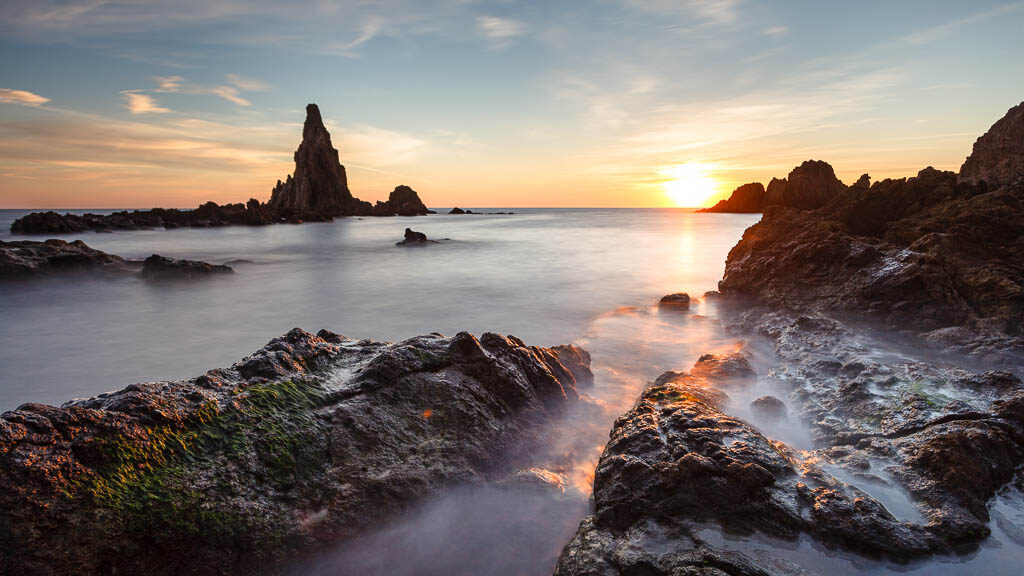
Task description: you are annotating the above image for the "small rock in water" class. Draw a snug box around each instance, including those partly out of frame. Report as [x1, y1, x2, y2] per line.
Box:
[449, 207, 466, 214]
[750, 395, 788, 421]
[396, 227, 434, 246]
[140, 254, 234, 281]
[658, 292, 690, 311]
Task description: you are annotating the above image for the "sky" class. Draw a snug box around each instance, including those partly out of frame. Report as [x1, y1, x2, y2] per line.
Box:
[0, 0, 1022, 209]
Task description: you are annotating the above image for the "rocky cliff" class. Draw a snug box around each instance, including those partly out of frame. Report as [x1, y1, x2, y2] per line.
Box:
[718, 103, 1024, 359]
[960, 101, 1024, 189]
[700, 160, 847, 213]
[0, 328, 590, 575]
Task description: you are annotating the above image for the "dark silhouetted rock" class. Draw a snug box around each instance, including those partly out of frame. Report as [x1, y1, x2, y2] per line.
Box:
[698, 182, 766, 213]
[960, 101, 1024, 188]
[763, 160, 848, 210]
[244, 198, 273, 225]
[371, 185, 433, 216]
[0, 328, 589, 575]
[657, 292, 690, 311]
[141, 254, 234, 281]
[449, 207, 466, 214]
[395, 228, 432, 246]
[268, 104, 371, 218]
[0, 239, 127, 278]
[853, 173, 871, 190]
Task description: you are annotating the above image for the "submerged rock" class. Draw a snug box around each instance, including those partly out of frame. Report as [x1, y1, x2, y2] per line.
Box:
[0, 239, 127, 278]
[658, 292, 691, 311]
[0, 328, 591, 575]
[140, 254, 234, 280]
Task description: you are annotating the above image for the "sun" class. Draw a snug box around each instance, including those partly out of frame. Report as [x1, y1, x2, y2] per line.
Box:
[661, 163, 718, 207]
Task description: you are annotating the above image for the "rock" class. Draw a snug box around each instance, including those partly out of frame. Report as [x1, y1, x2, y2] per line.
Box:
[960, 101, 1024, 188]
[550, 344, 595, 387]
[449, 207, 466, 214]
[0, 328, 591, 575]
[140, 254, 234, 281]
[395, 228, 433, 246]
[501, 467, 567, 494]
[750, 395, 787, 421]
[372, 185, 432, 216]
[698, 182, 766, 213]
[763, 160, 848, 210]
[244, 198, 273, 225]
[658, 292, 691, 311]
[556, 330, 1024, 575]
[853, 173, 871, 190]
[0, 239, 127, 278]
[719, 161, 1024, 356]
[267, 104, 370, 218]
[9, 211, 90, 234]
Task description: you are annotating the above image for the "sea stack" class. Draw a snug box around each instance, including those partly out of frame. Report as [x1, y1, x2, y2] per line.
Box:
[268, 104, 372, 219]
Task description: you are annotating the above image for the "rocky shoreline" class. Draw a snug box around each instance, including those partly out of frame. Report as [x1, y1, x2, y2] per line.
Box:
[0, 329, 592, 574]
[10, 104, 433, 235]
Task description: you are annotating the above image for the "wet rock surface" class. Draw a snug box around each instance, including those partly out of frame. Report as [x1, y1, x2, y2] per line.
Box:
[396, 227, 434, 245]
[0, 239, 128, 278]
[10, 105, 431, 234]
[140, 254, 235, 281]
[0, 328, 590, 575]
[658, 292, 691, 311]
[556, 318, 1024, 575]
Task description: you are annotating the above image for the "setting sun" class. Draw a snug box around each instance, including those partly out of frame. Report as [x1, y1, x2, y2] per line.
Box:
[662, 163, 718, 207]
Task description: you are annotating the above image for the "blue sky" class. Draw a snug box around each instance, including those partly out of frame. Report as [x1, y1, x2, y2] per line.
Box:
[1, 0, 1022, 208]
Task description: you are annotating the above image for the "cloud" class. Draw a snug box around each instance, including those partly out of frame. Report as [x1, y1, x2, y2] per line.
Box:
[901, 1, 1024, 46]
[340, 124, 429, 166]
[763, 25, 787, 37]
[477, 16, 527, 46]
[120, 90, 171, 114]
[0, 88, 50, 106]
[152, 75, 259, 106]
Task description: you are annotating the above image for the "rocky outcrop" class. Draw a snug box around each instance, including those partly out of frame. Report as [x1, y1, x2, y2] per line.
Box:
[719, 165, 1024, 358]
[698, 182, 765, 213]
[0, 328, 590, 575]
[699, 161, 846, 214]
[372, 185, 434, 216]
[140, 254, 235, 281]
[396, 227, 433, 246]
[0, 239, 127, 278]
[268, 104, 371, 219]
[657, 292, 690, 311]
[555, 333, 1024, 575]
[763, 160, 847, 210]
[11, 104, 432, 234]
[960, 101, 1024, 188]
[449, 207, 469, 214]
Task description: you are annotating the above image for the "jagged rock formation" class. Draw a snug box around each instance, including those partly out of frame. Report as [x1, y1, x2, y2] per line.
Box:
[140, 254, 234, 281]
[852, 173, 871, 190]
[0, 239, 127, 278]
[0, 328, 591, 575]
[11, 104, 432, 234]
[698, 182, 765, 213]
[372, 185, 434, 216]
[960, 101, 1024, 188]
[718, 104, 1024, 358]
[268, 104, 371, 219]
[555, 339, 1024, 575]
[699, 161, 846, 214]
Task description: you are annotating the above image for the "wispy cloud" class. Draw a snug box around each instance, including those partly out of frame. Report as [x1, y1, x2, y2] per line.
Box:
[120, 91, 171, 114]
[763, 25, 788, 37]
[477, 16, 527, 47]
[0, 88, 50, 106]
[901, 1, 1024, 45]
[152, 75, 261, 106]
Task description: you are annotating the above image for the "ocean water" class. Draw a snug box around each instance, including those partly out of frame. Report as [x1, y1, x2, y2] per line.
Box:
[0, 208, 755, 410]
[3, 208, 1022, 575]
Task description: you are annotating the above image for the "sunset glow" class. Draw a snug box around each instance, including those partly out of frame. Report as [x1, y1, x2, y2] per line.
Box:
[662, 163, 719, 208]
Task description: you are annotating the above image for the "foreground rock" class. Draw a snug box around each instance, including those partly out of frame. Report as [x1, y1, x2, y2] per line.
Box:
[556, 339, 1024, 575]
[0, 328, 591, 575]
[11, 104, 432, 234]
[141, 254, 235, 281]
[959, 101, 1024, 188]
[0, 239, 127, 278]
[700, 161, 847, 214]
